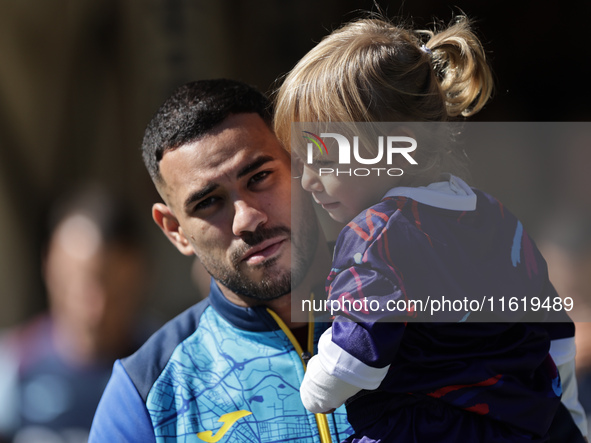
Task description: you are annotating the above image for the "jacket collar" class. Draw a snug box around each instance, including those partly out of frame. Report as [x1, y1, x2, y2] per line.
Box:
[383, 174, 477, 211]
[207, 279, 281, 332]
[207, 279, 331, 334]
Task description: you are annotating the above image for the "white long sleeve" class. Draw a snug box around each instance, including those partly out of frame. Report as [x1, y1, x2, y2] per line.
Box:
[300, 355, 362, 414]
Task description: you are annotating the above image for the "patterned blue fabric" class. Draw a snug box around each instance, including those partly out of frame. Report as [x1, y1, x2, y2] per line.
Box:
[89, 281, 352, 442]
[147, 306, 348, 441]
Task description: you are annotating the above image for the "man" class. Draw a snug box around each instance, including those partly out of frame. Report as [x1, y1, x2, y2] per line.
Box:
[0, 186, 150, 443]
[89, 79, 352, 442]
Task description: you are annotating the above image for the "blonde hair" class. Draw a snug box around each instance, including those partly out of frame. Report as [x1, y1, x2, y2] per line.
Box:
[274, 15, 493, 183]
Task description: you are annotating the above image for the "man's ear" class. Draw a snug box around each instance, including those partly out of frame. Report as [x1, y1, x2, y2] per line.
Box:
[152, 203, 194, 256]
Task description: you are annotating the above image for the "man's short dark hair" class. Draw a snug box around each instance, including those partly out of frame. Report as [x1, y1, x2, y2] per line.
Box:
[141, 79, 272, 182]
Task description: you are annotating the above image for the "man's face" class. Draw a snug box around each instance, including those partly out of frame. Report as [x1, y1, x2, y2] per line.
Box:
[156, 113, 318, 301]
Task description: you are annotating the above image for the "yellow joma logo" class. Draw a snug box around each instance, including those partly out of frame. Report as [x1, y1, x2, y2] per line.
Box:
[196, 410, 252, 442]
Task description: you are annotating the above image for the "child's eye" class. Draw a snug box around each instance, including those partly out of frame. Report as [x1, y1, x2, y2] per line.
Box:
[292, 158, 304, 177]
[311, 159, 335, 169]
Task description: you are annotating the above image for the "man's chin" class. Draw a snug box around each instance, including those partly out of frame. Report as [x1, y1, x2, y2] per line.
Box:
[214, 264, 291, 302]
[232, 279, 291, 302]
[239, 255, 289, 279]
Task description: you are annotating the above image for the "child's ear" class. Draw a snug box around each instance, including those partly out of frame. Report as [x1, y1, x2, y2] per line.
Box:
[397, 125, 416, 141]
[152, 203, 194, 256]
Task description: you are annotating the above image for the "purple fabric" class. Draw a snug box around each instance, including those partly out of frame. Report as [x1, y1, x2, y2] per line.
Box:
[326, 189, 570, 439]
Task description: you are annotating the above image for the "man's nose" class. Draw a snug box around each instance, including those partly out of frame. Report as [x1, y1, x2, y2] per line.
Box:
[232, 199, 268, 236]
[301, 166, 324, 193]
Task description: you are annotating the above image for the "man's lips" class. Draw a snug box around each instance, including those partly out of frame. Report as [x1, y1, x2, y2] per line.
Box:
[241, 237, 287, 265]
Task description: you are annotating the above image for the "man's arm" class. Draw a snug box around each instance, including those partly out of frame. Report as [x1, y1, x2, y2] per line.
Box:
[89, 360, 156, 443]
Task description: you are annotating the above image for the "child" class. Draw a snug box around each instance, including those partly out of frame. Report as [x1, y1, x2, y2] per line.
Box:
[274, 15, 587, 442]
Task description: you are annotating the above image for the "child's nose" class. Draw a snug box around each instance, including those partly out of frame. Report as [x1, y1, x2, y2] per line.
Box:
[301, 166, 324, 193]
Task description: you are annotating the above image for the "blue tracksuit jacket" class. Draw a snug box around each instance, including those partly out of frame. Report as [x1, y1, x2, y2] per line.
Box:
[89, 281, 352, 442]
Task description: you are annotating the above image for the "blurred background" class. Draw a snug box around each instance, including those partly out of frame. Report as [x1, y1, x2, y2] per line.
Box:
[1, 0, 591, 328]
[0, 0, 590, 441]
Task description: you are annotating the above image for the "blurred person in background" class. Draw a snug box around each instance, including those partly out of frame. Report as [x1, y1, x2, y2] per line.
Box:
[538, 212, 591, 437]
[0, 186, 154, 443]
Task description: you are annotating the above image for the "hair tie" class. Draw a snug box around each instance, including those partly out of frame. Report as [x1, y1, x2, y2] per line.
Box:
[420, 44, 432, 56]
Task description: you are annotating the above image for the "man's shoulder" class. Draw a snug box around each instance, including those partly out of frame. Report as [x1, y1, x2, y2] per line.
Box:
[121, 297, 212, 402]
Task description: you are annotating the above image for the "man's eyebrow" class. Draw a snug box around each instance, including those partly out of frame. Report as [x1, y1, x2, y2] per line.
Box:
[184, 183, 218, 211]
[236, 155, 275, 179]
[183, 155, 276, 211]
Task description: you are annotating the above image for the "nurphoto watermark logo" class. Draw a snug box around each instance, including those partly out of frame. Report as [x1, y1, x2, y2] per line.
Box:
[291, 122, 591, 324]
[301, 129, 417, 177]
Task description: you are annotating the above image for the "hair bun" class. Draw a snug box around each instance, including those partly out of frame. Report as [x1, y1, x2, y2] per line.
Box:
[421, 16, 493, 117]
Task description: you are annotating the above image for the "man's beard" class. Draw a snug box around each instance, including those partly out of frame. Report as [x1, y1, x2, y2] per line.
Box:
[198, 219, 318, 301]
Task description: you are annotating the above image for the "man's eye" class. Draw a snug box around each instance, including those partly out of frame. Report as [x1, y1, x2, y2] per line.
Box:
[250, 170, 271, 184]
[194, 196, 218, 211]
